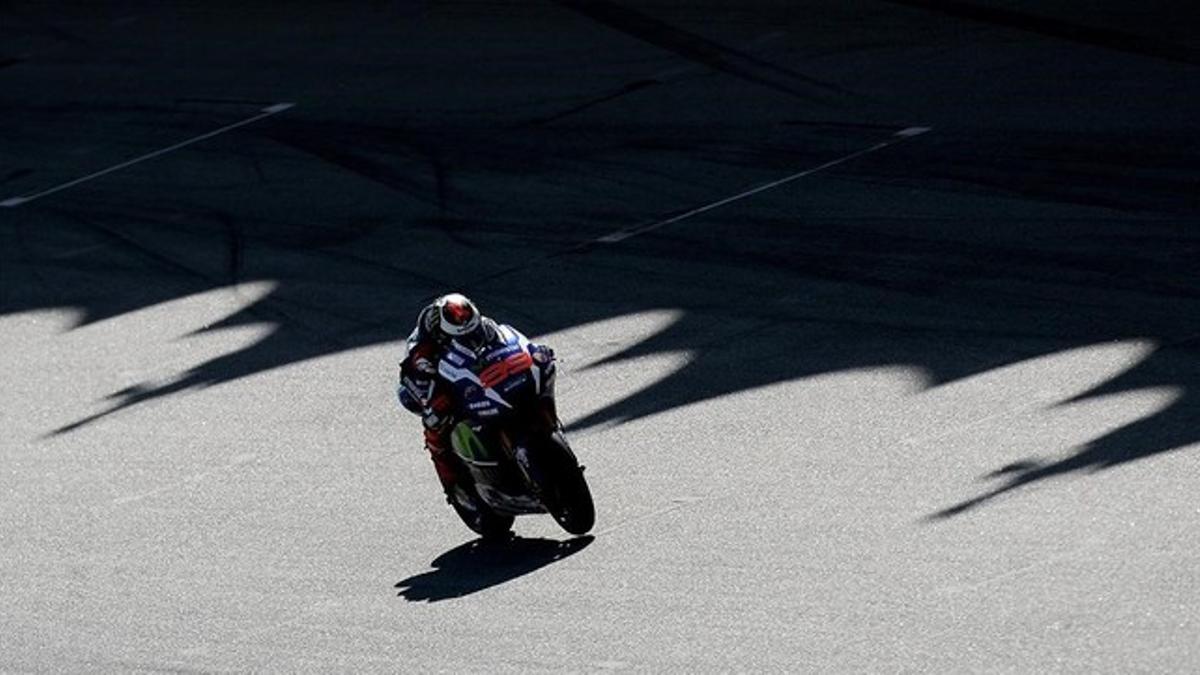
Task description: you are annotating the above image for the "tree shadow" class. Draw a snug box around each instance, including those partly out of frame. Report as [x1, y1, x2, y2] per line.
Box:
[927, 343, 1199, 520]
[394, 535, 594, 602]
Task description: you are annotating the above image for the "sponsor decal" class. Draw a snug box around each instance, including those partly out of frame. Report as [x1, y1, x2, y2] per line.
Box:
[479, 352, 534, 388]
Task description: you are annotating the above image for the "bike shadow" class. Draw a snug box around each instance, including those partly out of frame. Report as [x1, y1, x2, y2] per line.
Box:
[394, 535, 594, 602]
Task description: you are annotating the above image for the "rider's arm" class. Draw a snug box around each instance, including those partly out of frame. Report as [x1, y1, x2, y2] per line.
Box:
[396, 302, 443, 415]
[398, 338, 440, 417]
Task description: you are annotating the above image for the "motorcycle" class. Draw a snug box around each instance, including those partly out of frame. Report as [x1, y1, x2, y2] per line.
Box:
[436, 323, 594, 538]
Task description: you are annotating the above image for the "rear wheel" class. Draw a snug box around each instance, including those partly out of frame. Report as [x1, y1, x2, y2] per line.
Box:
[448, 484, 514, 540]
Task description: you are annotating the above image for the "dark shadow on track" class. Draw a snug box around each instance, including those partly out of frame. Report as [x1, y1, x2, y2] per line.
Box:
[3, 0, 1198, 516]
[394, 536, 593, 602]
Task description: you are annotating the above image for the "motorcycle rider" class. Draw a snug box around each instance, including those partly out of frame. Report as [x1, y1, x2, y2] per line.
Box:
[397, 293, 555, 497]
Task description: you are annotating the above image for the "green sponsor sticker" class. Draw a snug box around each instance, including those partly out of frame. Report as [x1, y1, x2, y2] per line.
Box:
[451, 423, 491, 462]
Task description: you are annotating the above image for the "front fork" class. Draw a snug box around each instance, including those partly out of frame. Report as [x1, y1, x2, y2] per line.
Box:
[496, 352, 560, 497]
[498, 396, 560, 499]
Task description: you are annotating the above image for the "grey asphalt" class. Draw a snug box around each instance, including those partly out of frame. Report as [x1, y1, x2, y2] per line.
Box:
[2, 1, 1198, 671]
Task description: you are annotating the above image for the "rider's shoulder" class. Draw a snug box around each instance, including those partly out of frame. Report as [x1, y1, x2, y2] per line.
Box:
[492, 322, 527, 342]
[415, 303, 443, 339]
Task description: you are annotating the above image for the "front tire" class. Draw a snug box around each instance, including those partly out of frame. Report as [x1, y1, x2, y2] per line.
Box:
[530, 433, 595, 535]
[550, 463, 594, 535]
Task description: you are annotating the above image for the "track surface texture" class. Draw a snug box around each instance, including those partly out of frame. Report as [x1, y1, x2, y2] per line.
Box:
[2, 1, 1198, 671]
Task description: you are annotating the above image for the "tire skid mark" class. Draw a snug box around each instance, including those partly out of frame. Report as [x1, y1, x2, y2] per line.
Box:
[260, 122, 448, 212]
[880, 0, 1200, 65]
[553, 0, 852, 102]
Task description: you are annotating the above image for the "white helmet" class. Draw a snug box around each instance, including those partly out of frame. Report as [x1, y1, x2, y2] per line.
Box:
[437, 293, 482, 338]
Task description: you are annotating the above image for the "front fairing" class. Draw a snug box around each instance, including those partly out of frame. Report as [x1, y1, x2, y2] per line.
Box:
[440, 326, 561, 516]
[437, 324, 546, 425]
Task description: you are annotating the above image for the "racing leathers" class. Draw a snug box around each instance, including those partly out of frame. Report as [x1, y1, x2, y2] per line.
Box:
[397, 302, 461, 494]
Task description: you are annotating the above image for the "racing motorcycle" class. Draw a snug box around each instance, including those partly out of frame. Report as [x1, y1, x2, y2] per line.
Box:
[436, 324, 594, 538]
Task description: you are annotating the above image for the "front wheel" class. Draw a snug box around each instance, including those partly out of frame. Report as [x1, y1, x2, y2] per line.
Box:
[529, 433, 595, 535]
[448, 484, 514, 540]
[550, 463, 594, 535]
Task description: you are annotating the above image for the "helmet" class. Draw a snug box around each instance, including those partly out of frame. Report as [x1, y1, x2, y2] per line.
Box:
[437, 293, 488, 350]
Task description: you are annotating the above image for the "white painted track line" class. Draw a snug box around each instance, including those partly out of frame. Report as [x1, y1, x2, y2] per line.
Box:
[1, 103, 296, 208]
[594, 126, 931, 244]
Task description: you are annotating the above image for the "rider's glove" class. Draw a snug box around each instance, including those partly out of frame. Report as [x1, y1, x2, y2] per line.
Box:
[530, 344, 555, 365]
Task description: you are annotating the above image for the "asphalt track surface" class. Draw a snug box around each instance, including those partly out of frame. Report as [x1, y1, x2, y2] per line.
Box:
[2, 1, 1199, 671]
